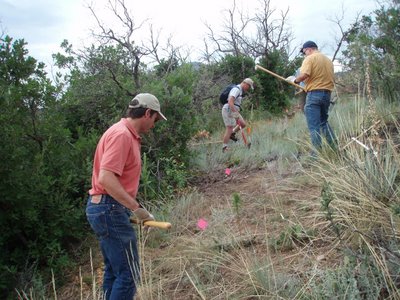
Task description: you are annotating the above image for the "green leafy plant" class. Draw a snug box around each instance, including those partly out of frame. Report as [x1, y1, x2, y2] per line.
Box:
[320, 180, 341, 238]
[140, 153, 156, 202]
[232, 192, 242, 215]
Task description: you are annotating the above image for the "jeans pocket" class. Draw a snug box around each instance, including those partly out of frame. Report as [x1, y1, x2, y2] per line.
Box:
[86, 207, 109, 238]
[109, 208, 136, 243]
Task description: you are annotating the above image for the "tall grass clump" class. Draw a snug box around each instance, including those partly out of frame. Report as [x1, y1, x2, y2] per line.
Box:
[303, 95, 400, 297]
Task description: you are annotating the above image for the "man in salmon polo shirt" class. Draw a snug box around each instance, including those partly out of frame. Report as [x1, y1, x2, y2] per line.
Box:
[86, 93, 167, 300]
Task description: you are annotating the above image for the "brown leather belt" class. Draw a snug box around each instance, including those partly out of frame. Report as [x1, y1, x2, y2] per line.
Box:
[308, 89, 331, 93]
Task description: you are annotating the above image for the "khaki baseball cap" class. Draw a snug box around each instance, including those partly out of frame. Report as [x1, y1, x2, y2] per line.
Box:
[243, 78, 254, 90]
[129, 93, 167, 121]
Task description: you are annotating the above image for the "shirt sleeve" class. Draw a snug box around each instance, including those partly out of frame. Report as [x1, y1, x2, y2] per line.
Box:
[100, 133, 131, 176]
[228, 87, 241, 99]
[300, 57, 312, 76]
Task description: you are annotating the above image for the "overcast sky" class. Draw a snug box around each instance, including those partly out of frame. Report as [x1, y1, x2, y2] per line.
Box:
[0, 0, 378, 72]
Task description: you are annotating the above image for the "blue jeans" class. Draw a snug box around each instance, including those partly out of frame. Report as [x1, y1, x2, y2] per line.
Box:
[86, 194, 139, 300]
[304, 90, 336, 152]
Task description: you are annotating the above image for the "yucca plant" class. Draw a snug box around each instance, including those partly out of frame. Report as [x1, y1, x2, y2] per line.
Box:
[304, 96, 400, 297]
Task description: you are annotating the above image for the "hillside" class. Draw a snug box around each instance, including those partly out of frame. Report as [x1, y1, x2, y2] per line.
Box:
[55, 94, 400, 299]
[59, 158, 344, 299]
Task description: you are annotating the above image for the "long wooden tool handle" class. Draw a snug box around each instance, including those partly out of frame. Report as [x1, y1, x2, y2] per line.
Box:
[255, 65, 305, 91]
[237, 120, 248, 146]
[130, 218, 172, 229]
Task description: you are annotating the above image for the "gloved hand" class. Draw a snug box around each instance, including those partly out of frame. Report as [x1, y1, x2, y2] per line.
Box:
[232, 111, 240, 120]
[132, 207, 155, 224]
[286, 75, 296, 83]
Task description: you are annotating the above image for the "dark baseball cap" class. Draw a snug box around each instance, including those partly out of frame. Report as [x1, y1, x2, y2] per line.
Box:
[300, 41, 318, 53]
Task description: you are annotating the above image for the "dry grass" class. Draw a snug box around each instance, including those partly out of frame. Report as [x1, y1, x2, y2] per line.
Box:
[20, 94, 400, 299]
[129, 165, 337, 299]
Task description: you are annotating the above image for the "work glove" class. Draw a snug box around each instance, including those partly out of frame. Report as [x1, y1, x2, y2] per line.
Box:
[232, 111, 240, 120]
[132, 207, 155, 224]
[286, 75, 296, 83]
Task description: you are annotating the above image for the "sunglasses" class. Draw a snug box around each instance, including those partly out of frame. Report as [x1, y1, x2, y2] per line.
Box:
[302, 48, 311, 55]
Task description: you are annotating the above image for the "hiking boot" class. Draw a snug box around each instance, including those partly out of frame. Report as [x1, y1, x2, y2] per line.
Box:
[230, 132, 238, 142]
[222, 146, 229, 153]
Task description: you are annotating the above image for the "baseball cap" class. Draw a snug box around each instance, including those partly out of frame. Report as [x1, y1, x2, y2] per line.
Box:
[300, 41, 318, 53]
[129, 93, 167, 121]
[243, 78, 254, 90]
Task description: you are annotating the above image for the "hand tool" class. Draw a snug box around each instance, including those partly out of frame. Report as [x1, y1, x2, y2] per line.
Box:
[237, 119, 251, 149]
[255, 64, 305, 91]
[130, 218, 172, 229]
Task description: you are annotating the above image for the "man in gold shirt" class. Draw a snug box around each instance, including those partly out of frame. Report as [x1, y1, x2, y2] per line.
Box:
[293, 41, 336, 154]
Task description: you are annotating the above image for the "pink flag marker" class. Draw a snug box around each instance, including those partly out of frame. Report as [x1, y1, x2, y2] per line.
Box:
[197, 218, 208, 230]
[225, 168, 231, 176]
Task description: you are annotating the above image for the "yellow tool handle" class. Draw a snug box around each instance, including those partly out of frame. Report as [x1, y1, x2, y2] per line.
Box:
[255, 65, 305, 91]
[130, 217, 172, 229]
[143, 220, 172, 229]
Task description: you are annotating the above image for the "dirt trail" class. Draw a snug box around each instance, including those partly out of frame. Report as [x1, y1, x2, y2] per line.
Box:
[144, 162, 341, 298]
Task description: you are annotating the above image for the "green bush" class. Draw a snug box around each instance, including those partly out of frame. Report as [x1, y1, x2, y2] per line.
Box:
[0, 36, 91, 298]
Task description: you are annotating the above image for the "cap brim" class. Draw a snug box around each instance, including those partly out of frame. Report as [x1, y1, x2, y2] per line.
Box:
[157, 111, 167, 121]
[245, 82, 254, 91]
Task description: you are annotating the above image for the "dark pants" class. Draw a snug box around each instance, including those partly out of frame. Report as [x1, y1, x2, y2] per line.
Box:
[86, 194, 139, 300]
[304, 90, 336, 153]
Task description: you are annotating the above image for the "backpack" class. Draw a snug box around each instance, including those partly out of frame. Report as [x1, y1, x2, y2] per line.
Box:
[219, 84, 237, 105]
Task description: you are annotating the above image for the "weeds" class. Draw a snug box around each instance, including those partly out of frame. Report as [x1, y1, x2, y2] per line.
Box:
[19, 95, 400, 299]
[231, 192, 242, 215]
